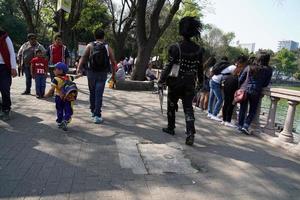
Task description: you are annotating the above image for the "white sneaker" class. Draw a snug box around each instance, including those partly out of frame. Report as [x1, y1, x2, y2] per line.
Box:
[207, 113, 212, 118]
[221, 121, 225, 125]
[225, 122, 238, 128]
[210, 115, 222, 122]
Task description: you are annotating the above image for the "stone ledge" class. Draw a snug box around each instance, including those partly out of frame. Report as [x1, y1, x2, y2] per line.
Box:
[115, 80, 154, 91]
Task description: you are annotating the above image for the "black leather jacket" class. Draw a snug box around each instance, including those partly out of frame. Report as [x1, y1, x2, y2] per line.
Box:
[159, 40, 204, 88]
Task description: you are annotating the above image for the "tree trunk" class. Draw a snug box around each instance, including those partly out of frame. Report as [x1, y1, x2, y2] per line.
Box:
[114, 34, 127, 61]
[19, 0, 35, 33]
[131, 0, 181, 81]
[131, 46, 152, 80]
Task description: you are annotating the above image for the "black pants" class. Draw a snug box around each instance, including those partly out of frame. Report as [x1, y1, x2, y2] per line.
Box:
[24, 65, 32, 93]
[0, 64, 12, 112]
[222, 85, 236, 122]
[167, 79, 195, 135]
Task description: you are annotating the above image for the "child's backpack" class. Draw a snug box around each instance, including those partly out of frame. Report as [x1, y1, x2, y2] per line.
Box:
[61, 76, 78, 101]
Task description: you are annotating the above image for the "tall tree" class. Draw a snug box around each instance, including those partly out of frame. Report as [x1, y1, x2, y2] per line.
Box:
[104, 0, 137, 61]
[131, 0, 182, 80]
[272, 48, 298, 79]
[0, 0, 27, 47]
[153, 0, 203, 63]
[18, 0, 43, 33]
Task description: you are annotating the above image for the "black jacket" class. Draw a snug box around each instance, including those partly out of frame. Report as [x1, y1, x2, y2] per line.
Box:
[159, 40, 204, 88]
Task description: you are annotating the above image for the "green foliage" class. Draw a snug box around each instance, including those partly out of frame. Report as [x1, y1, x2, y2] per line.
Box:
[153, 0, 203, 63]
[202, 25, 248, 62]
[273, 48, 298, 76]
[0, 0, 27, 48]
[75, 0, 111, 33]
[294, 72, 300, 80]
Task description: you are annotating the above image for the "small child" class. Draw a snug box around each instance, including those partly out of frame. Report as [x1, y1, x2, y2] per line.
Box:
[30, 49, 48, 98]
[45, 62, 79, 131]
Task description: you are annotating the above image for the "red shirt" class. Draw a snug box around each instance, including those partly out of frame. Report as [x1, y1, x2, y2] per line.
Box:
[30, 57, 48, 76]
[52, 44, 64, 64]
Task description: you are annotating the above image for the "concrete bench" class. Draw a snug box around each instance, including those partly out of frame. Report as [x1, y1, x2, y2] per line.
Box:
[115, 80, 154, 91]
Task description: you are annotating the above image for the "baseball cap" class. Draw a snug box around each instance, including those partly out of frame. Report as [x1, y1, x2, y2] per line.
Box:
[55, 62, 68, 74]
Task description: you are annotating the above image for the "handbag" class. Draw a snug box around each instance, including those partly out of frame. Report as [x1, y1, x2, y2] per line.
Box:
[233, 67, 250, 104]
[169, 43, 181, 77]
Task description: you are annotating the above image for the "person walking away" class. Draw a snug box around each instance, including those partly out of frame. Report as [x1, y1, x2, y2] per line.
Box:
[30, 49, 48, 98]
[77, 28, 116, 124]
[222, 55, 248, 128]
[158, 16, 204, 146]
[199, 57, 216, 110]
[0, 28, 17, 120]
[17, 33, 45, 95]
[45, 62, 79, 131]
[47, 33, 70, 81]
[238, 52, 273, 135]
[207, 57, 232, 121]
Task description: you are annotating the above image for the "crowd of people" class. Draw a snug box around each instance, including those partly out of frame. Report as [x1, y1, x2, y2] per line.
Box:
[0, 16, 273, 146]
[0, 27, 118, 130]
[195, 53, 273, 135]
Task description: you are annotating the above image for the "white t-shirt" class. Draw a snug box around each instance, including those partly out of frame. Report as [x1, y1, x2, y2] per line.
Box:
[211, 65, 236, 84]
[0, 36, 17, 69]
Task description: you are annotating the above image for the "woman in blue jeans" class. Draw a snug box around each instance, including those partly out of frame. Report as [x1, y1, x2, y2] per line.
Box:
[238, 52, 273, 135]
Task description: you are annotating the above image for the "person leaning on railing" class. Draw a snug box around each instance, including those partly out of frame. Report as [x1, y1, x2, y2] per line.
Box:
[238, 52, 273, 135]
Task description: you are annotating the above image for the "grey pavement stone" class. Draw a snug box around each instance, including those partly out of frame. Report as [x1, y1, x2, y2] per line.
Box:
[0, 77, 299, 200]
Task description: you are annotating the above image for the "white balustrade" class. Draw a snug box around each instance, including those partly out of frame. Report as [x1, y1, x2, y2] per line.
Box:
[262, 88, 300, 143]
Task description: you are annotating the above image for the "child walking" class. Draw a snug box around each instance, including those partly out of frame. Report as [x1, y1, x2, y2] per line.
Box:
[30, 49, 48, 98]
[45, 62, 78, 131]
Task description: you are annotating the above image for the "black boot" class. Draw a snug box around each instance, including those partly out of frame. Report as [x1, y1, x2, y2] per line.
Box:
[162, 127, 175, 135]
[185, 133, 194, 146]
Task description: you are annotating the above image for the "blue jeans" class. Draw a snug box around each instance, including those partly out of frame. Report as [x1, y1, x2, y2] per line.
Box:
[87, 71, 107, 117]
[24, 65, 32, 93]
[238, 92, 260, 129]
[0, 64, 12, 112]
[208, 80, 223, 116]
[35, 74, 46, 97]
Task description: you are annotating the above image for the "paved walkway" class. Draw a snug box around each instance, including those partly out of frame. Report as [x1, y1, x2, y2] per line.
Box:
[0, 77, 300, 200]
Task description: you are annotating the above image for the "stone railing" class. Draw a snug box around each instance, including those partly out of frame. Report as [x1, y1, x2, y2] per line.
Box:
[253, 87, 300, 143]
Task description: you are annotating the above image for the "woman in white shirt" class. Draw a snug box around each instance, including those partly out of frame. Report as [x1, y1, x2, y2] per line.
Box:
[207, 57, 235, 121]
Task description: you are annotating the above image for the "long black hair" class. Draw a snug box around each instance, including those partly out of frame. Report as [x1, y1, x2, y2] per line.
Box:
[249, 52, 271, 77]
[179, 16, 202, 40]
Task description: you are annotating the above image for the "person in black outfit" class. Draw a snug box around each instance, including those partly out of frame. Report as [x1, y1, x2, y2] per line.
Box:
[222, 55, 248, 127]
[158, 17, 204, 146]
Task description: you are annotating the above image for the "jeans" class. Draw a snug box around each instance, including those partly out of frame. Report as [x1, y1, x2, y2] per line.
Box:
[35, 74, 46, 96]
[0, 64, 12, 112]
[208, 80, 223, 116]
[24, 65, 32, 93]
[87, 70, 107, 117]
[238, 92, 260, 129]
[55, 96, 73, 123]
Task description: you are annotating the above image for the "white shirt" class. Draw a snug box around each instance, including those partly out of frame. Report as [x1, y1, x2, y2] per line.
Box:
[211, 65, 236, 83]
[0, 36, 17, 69]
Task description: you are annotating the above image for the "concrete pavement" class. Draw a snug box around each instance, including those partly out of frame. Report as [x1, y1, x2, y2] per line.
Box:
[0, 76, 299, 200]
